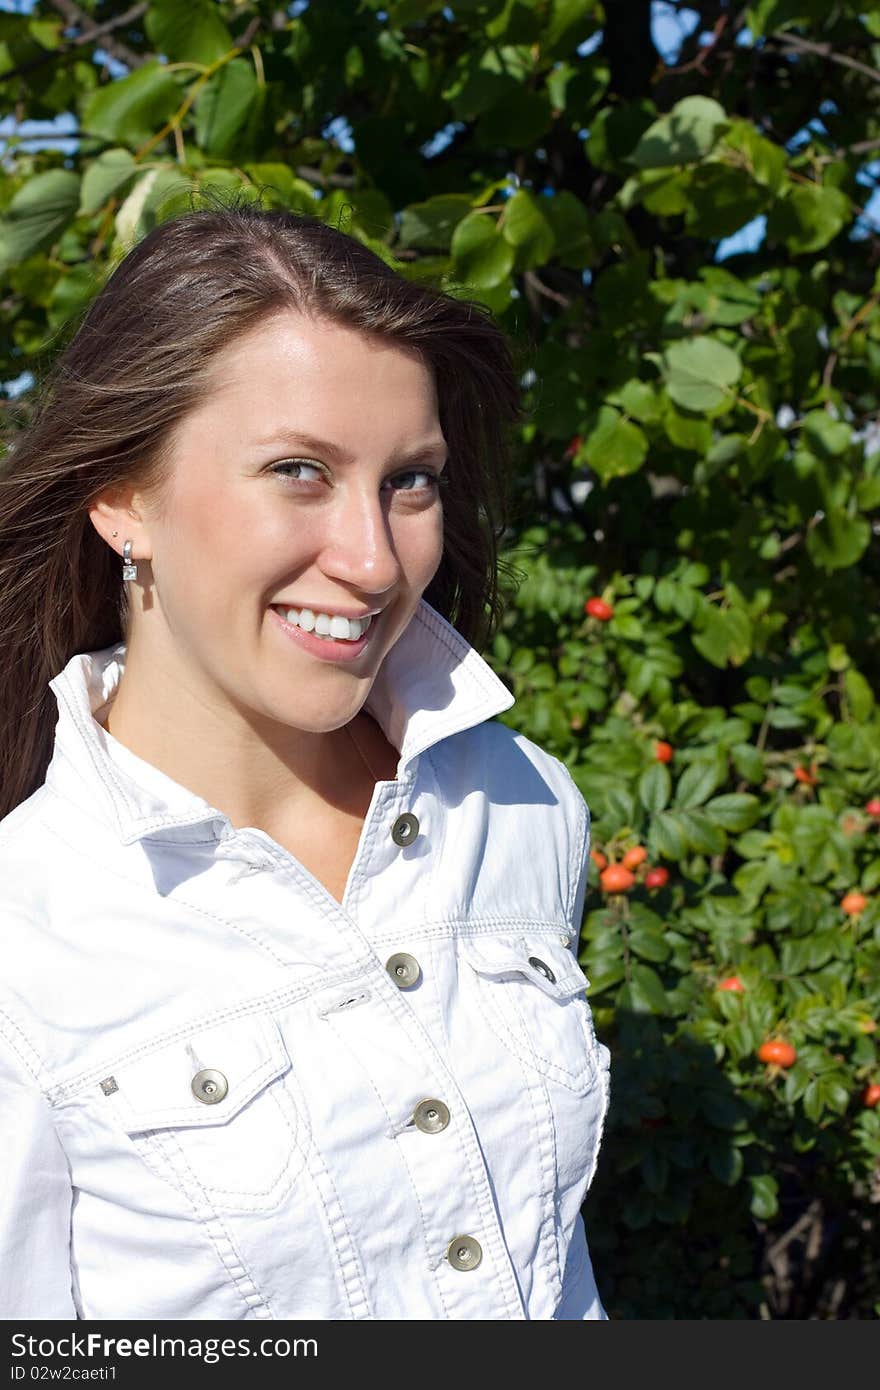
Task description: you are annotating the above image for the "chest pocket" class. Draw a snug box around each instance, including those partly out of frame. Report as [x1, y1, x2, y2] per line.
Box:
[105, 1014, 304, 1213]
[459, 934, 608, 1096]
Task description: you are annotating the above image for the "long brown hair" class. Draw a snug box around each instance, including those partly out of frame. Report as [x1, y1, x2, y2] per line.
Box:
[0, 196, 524, 820]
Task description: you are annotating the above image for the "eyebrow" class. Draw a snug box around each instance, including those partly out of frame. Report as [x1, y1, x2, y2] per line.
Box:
[254, 430, 449, 465]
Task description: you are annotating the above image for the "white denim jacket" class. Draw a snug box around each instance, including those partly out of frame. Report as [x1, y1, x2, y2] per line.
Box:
[0, 599, 610, 1321]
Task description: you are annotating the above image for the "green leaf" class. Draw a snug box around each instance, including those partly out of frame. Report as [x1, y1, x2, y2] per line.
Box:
[692, 606, 753, 668]
[704, 794, 762, 832]
[541, 189, 592, 268]
[806, 508, 871, 572]
[629, 963, 668, 1013]
[678, 809, 727, 856]
[628, 927, 672, 964]
[663, 335, 742, 413]
[194, 58, 258, 157]
[144, 0, 234, 65]
[674, 760, 726, 809]
[451, 211, 515, 288]
[802, 410, 852, 457]
[477, 88, 553, 150]
[0, 170, 81, 272]
[500, 189, 556, 269]
[609, 378, 662, 424]
[641, 1148, 670, 1194]
[652, 811, 689, 860]
[112, 166, 190, 251]
[768, 184, 850, 256]
[803, 1078, 825, 1123]
[844, 669, 875, 721]
[585, 963, 627, 997]
[46, 263, 100, 329]
[709, 1144, 744, 1186]
[242, 164, 318, 212]
[639, 762, 671, 814]
[723, 119, 786, 192]
[749, 1174, 779, 1220]
[82, 61, 182, 148]
[581, 406, 648, 482]
[733, 861, 770, 903]
[398, 194, 473, 250]
[630, 96, 730, 168]
[78, 148, 137, 215]
[731, 743, 765, 783]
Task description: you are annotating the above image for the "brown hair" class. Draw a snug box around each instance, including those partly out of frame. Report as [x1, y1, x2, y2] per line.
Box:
[0, 197, 524, 820]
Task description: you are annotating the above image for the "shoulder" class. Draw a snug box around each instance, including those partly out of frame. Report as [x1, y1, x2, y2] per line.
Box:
[431, 717, 590, 897]
[0, 786, 86, 1058]
[435, 716, 588, 821]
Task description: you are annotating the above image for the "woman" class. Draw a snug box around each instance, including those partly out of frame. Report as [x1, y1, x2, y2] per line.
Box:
[0, 203, 610, 1321]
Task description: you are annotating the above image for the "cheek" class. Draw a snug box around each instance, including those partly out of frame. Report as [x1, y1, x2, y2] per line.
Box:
[408, 507, 444, 571]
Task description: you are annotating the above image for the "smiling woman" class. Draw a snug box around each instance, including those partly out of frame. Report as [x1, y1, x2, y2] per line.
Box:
[0, 199, 610, 1322]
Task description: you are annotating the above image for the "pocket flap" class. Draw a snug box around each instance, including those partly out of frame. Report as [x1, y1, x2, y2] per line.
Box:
[106, 1014, 291, 1134]
[460, 934, 590, 1000]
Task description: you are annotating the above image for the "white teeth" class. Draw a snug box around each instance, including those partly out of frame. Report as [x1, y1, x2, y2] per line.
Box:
[278, 606, 371, 641]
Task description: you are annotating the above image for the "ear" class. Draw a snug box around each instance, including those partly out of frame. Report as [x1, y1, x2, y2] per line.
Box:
[87, 486, 152, 561]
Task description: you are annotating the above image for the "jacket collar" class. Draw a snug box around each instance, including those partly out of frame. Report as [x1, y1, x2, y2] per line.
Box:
[45, 598, 515, 845]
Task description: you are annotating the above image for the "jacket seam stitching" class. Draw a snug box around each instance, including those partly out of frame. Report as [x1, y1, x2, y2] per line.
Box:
[0, 1007, 47, 1086]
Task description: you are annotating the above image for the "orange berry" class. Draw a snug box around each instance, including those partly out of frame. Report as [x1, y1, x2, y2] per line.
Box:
[794, 764, 818, 785]
[585, 597, 614, 621]
[862, 1083, 880, 1108]
[621, 845, 648, 870]
[590, 849, 607, 870]
[644, 866, 669, 889]
[654, 741, 673, 763]
[841, 891, 868, 916]
[757, 1039, 797, 1068]
[718, 976, 745, 993]
[865, 798, 880, 817]
[600, 863, 635, 893]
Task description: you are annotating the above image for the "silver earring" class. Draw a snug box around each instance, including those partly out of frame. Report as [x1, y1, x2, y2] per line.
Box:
[122, 539, 138, 582]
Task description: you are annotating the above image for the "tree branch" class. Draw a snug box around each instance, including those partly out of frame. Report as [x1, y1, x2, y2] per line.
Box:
[47, 0, 148, 70]
[769, 31, 880, 86]
[1, 1, 147, 82]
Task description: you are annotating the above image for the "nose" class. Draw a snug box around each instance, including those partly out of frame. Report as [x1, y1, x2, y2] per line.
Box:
[316, 482, 402, 599]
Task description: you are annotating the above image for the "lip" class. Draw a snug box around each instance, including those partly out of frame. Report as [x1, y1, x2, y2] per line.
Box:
[268, 605, 378, 663]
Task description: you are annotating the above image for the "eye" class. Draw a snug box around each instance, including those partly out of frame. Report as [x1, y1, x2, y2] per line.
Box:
[389, 469, 444, 494]
[269, 460, 446, 495]
[270, 460, 325, 483]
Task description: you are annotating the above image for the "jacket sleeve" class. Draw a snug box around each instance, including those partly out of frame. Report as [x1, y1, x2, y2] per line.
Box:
[554, 1211, 608, 1320]
[556, 760, 591, 941]
[0, 1024, 77, 1318]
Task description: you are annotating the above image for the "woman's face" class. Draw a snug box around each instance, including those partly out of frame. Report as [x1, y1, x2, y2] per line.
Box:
[114, 310, 447, 738]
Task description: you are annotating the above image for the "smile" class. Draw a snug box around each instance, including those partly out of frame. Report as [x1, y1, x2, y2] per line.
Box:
[270, 606, 373, 642]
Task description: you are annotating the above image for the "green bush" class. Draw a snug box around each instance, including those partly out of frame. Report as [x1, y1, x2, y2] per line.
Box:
[491, 520, 880, 1317]
[3, 0, 880, 1318]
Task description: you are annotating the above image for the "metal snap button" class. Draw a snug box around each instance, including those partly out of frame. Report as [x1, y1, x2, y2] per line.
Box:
[391, 812, 419, 847]
[446, 1235, 483, 1271]
[386, 952, 421, 989]
[528, 956, 556, 983]
[413, 1098, 450, 1134]
[191, 1068, 228, 1105]
[560, 934, 571, 948]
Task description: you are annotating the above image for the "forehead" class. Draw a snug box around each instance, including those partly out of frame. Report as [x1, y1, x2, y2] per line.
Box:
[200, 310, 436, 404]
